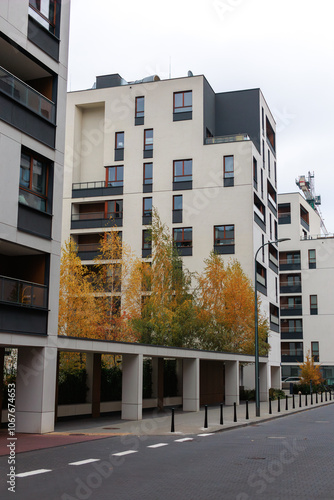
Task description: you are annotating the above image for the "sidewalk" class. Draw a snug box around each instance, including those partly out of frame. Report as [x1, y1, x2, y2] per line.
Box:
[1, 396, 333, 455]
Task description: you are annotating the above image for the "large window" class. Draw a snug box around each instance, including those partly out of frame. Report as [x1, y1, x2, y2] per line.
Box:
[173, 160, 192, 183]
[223, 156, 234, 187]
[19, 150, 49, 212]
[143, 163, 153, 185]
[107, 200, 123, 219]
[29, 0, 57, 34]
[308, 249, 316, 269]
[173, 91, 192, 113]
[106, 166, 124, 187]
[310, 295, 318, 315]
[115, 132, 124, 161]
[143, 197, 152, 224]
[311, 341, 319, 362]
[135, 97, 144, 118]
[173, 228, 192, 248]
[144, 129, 153, 150]
[142, 229, 152, 258]
[173, 195, 183, 223]
[214, 225, 235, 254]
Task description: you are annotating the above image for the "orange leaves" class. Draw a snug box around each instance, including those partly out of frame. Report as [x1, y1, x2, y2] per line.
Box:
[298, 351, 324, 385]
[196, 252, 269, 354]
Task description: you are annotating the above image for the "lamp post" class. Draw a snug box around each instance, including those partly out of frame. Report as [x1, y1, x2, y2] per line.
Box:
[254, 237, 290, 417]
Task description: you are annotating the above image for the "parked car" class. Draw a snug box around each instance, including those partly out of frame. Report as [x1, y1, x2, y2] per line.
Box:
[282, 377, 301, 389]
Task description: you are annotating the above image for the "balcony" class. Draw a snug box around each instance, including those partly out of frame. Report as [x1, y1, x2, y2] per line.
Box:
[0, 276, 48, 336]
[0, 66, 55, 123]
[270, 314, 279, 333]
[77, 243, 100, 261]
[281, 352, 303, 363]
[280, 304, 302, 316]
[278, 213, 291, 225]
[280, 282, 302, 294]
[281, 327, 303, 340]
[71, 212, 122, 230]
[205, 133, 250, 145]
[72, 181, 123, 198]
[279, 258, 301, 271]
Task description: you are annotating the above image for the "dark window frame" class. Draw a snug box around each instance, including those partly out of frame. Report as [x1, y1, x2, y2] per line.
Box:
[19, 149, 50, 213]
[173, 159, 192, 183]
[173, 90, 192, 113]
[106, 165, 124, 187]
[135, 96, 145, 118]
[143, 163, 153, 184]
[173, 227, 192, 248]
[144, 129, 153, 151]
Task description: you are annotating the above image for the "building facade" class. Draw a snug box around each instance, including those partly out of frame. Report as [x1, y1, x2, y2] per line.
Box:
[63, 73, 282, 388]
[278, 192, 334, 383]
[0, 0, 70, 432]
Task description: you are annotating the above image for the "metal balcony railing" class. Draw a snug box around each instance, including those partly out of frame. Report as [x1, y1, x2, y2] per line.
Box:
[72, 181, 105, 190]
[205, 133, 250, 145]
[0, 275, 48, 309]
[0, 66, 55, 123]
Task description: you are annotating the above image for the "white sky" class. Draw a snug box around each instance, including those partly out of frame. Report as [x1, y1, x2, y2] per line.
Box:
[68, 0, 334, 232]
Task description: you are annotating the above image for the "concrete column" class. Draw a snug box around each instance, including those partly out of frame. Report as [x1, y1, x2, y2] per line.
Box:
[225, 360, 239, 406]
[259, 362, 269, 402]
[0, 348, 4, 426]
[86, 352, 101, 417]
[182, 358, 199, 411]
[270, 365, 281, 389]
[176, 358, 183, 396]
[121, 354, 143, 420]
[151, 357, 159, 398]
[16, 346, 57, 433]
[157, 357, 164, 410]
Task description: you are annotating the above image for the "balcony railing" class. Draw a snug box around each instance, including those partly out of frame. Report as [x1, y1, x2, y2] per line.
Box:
[269, 253, 279, 267]
[301, 233, 334, 241]
[254, 204, 265, 222]
[72, 212, 122, 221]
[0, 275, 48, 309]
[0, 66, 55, 123]
[205, 133, 250, 145]
[72, 181, 105, 190]
[281, 326, 303, 334]
[268, 193, 277, 209]
[256, 273, 266, 287]
[270, 314, 279, 325]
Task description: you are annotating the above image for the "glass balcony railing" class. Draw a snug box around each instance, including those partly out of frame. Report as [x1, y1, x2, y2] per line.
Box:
[72, 181, 106, 190]
[0, 275, 48, 309]
[0, 66, 55, 123]
[205, 133, 250, 145]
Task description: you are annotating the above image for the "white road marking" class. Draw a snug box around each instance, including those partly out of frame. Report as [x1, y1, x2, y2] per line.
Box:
[174, 438, 193, 442]
[16, 469, 52, 478]
[198, 433, 214, 437]
[69, 459, 101, 465]
[112, 450, 138, 456]
[147, 443, 169, 448]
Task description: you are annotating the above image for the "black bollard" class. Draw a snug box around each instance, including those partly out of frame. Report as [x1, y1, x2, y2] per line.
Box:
[220, 403, 224, 425]
[311, 392, 313, 405]
[299, 393, 302, 407]
[316, 392, 318, 404]
[293, 393, 295, 409]
[234, 402, 237, 422]
[171, 408, 175, 433]
[285, 395, 288, 411]
[204, 405, 208, 428]
[325, 391, 328, 402]
[321, 391, 323, 402]
[278, 397, 281, 413]
[305, 393, 308, 406]
[246, 400, 249, 420]
[269, 397, 272, 414]
[330, 391, 332, 401]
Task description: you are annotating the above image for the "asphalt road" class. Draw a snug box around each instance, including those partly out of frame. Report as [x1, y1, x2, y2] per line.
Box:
[1, 404, 334, 500]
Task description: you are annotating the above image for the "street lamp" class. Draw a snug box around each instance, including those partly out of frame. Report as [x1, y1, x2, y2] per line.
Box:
[254, 237, 290, 417]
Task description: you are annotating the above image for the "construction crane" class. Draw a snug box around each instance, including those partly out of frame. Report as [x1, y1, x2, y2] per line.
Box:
[295, 171, 329, 235]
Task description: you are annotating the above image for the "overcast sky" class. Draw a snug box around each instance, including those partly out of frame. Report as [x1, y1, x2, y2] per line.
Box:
[68, 0, 334, 233]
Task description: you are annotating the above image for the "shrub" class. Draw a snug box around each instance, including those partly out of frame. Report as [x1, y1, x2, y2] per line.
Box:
[58, 369, 88, 404]
[269, 388, 286, 400]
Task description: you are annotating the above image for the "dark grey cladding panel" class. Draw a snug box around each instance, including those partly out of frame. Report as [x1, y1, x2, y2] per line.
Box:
[173, 111, 192, 121]
[215, 89, 261, 153]
[28, 16, 60, 61]
[18, 204, 52, 239]
[96, 74, 126, 88]
[0, 303, 48, 335]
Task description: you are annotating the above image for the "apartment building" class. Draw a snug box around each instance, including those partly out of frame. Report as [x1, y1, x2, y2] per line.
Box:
[0, 0, 70, 432]
[63, 72, 282, 388]
[278, 192, 334, 383]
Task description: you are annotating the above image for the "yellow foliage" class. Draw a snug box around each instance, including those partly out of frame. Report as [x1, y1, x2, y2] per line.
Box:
[298, 351, 324, 385]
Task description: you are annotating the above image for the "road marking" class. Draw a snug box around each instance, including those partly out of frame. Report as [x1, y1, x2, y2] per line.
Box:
[16, 469, 52, 478]
[198, 433, 214, 437]
[112, 450, 138, 456]
[147, 443, 169, 448]
[174, 438, 193, 442]
[267, 436, 286, 439]
[69, 459, 101, 466]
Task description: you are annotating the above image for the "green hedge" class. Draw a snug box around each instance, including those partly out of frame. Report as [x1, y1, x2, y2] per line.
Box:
[58, 369, 88, 405]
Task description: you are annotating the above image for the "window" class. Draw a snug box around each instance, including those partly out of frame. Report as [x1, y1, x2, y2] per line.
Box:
[308, 249, 316, 269]
[107, 200, 123, 219]
[115, 132, 124, 161]
[19, 150, 49, 212]
[29, 0, 57, 34]
[144, 129, 153, 158]
[262, 140, 265, 168]
[311, 341, 319, 362]
[135, 96, 144, 118]
[143, 197, 152, 224]
[310, 295, 318, 315]
[142, 229, 152, 258]
[266, 117, 276, 152]
[173, 160, 192, 186]
[173, 228, 192, 253]
[143, 163, 153, 192]
[173, 195, 183, 223]
[278, 203, 291, 224]
[256, 262, 267, 290]
[260, 169, 263, 198]
[106, 166, 124, 187]
[281, 342, 303, 361]
[173, 91, 192, 115]
[300, 205, 309, 231]
[253, 157, 258, 189]
[223, 156, 234, 187]
[279, 251, 301, 270]
[214, 225, 235, 254]
[268, 149, 271, 176]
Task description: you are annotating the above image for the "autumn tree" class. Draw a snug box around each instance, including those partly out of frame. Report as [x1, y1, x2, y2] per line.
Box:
[196, 252, 269, 355]
[58, 238, 101, 338]
[131, 211, 198, 347]
[93, 230, 141, 342]
[299, 351, 324, 385]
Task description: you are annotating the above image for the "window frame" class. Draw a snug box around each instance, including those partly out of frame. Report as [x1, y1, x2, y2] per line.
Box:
[173, 227, 192, 248]
[19, 149, 50, 213]
[214, 225, 235, 247]
[106, 200, 123, 219]
[106, 166, 124, 187]
[311, 341, 319, 362]
[143, 197, 152, 217]
[308, 249, 316, 269]
[173, 91, 192, 113]
[115, 131, 124, 150]
[144, 129, 153, 151]
[29, 0, 57, 34]
[173, 159, 192, 183]
[142, 229, 152, 249]
[135, 96, 145, 118]
[310, 294, 318, 315]
[143, 163, 153, 185]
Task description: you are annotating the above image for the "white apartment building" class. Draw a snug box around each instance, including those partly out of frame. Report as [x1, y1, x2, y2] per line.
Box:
[0, 0, 70, 432]
[278, 192, 334, 383]
[63, 72, 282, 389]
